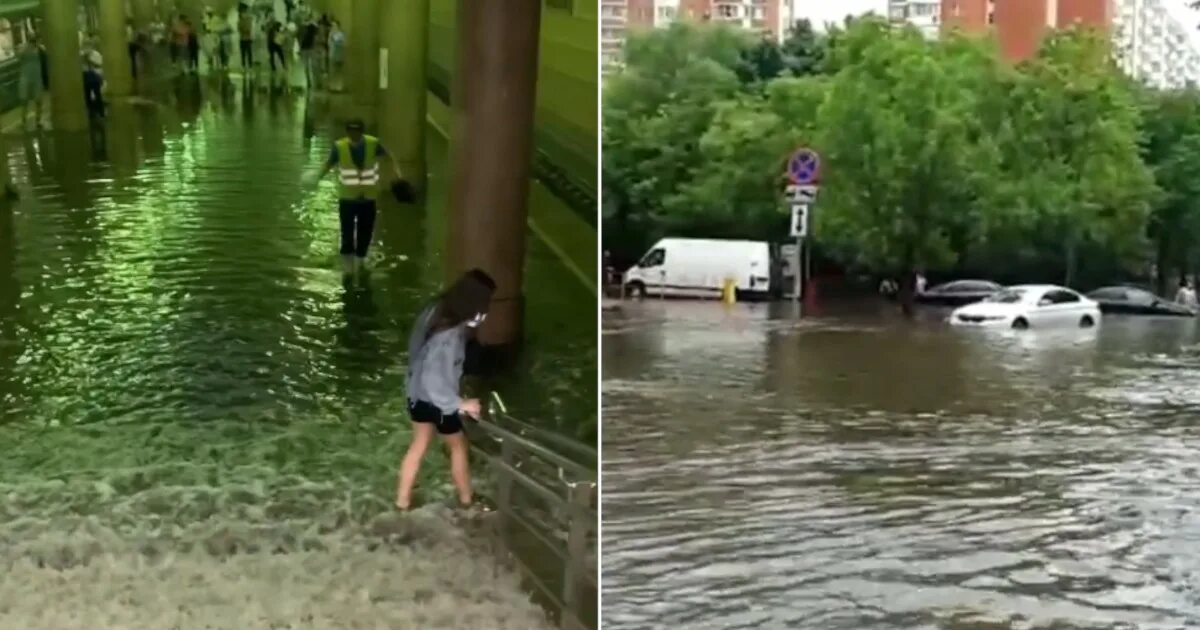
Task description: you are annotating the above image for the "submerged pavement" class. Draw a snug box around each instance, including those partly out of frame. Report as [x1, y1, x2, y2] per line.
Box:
[0, 75, 590, 628]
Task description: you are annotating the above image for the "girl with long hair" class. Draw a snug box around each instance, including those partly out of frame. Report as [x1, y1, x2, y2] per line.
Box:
[396, 269, 496, 511]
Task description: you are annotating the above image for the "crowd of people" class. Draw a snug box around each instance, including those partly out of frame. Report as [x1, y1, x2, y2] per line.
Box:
[143, 2, 347, 91]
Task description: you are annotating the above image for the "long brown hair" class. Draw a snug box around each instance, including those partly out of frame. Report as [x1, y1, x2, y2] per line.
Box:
[426, 269, 496, 340]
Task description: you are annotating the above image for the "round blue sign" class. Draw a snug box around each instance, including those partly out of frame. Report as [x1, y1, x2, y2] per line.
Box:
[788, 148, 820, 185]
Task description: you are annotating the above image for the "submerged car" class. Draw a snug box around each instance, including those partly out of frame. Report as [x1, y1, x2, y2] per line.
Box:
[1085, 286, 1196, 317]
[950, 284, 1100, 329]
[917, 279, 1003, 306]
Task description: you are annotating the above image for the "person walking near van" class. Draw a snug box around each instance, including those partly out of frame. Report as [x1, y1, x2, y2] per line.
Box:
[18, 35, 45, 130]
[309, 118, 404, 274]
[395, 269, 496, 511]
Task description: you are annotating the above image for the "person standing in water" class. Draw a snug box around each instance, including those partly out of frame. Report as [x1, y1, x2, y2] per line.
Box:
[395, 269, 495, 511]
[1176, 278, 1197, 308]
[311, 118, 404, 274]
[17, 35, 44, 130]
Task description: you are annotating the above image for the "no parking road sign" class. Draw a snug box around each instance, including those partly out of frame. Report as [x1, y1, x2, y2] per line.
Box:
[787, 147, 820, 185]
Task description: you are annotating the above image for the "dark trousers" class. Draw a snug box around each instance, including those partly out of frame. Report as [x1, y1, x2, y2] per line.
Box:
[240, 39, 253, 68]
[268, 43, 286, 71]
[339, 199, 377, 258]
[83, 70, 104, 118]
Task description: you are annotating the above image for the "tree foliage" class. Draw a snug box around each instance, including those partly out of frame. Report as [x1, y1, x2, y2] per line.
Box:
[604, 18, 1193, 290]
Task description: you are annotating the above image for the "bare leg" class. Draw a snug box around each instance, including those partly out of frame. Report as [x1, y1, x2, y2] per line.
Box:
[396, 422, 435, 509]
[442, 432, 472, 506]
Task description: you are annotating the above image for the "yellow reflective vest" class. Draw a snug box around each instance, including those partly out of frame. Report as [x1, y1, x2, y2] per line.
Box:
[335, 136, 380, 200]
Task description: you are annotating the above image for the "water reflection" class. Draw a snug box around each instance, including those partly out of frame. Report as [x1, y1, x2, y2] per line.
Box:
[603, 300, 1200, 629]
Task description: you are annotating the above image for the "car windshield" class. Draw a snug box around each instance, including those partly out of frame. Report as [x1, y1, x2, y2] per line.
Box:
[986, 289, 1026, 304]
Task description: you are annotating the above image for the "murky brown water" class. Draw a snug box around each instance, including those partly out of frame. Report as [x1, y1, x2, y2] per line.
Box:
[602, 299, 1200, 629]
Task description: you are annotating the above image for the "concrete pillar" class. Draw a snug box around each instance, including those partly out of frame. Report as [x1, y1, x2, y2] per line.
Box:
[348, 0, 379, 108]
[98, 0, 134, 98]
[0, 133, 12, 199]
[377, 0, 429, 186]
[446, 0, 542, 349]
[43, 0, 89, 132]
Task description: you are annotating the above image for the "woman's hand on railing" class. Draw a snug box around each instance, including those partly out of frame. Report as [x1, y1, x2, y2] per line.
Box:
[459, 398, 482, 420]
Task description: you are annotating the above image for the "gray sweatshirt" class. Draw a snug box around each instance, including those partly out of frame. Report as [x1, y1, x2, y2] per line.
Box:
[406, 303, 467, 415]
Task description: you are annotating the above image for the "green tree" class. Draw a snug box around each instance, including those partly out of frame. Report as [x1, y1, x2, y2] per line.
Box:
[1141, 88, 1200, 293]
[779, 19, 827, 76]
[603, 23, 756, 260]
[988, 28, 1156, 286]
[813, 19, 1002, 312]
[664, 77, 828, 240]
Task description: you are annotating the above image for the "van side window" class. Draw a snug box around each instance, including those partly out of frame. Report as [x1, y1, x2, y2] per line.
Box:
[639, 248, 665, 268]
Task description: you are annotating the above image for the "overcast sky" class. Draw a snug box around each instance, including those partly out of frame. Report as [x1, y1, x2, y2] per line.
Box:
[794, 0, 1200, 46]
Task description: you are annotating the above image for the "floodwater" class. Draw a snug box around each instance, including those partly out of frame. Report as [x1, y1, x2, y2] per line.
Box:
[602, 299, 1200, 629]
[0, 76, 593, 628]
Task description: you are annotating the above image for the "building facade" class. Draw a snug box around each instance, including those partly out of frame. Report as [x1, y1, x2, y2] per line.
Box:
[1114, 0, 1200, 88]
[889, 0, 944, 39]
[928, 0, 1198, 87]
[603, 0, 792, 72]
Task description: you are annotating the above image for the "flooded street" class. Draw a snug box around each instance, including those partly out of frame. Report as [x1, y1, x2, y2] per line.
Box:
[602, 300, 1200, 629]
[0, 77, 592, 628]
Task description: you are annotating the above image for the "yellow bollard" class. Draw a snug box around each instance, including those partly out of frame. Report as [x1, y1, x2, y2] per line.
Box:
[721, 278, 737, 304]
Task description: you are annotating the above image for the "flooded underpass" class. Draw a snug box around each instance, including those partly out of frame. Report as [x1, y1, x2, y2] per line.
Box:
[0, 76, 594, 629]
[602, 300, 1200, 629]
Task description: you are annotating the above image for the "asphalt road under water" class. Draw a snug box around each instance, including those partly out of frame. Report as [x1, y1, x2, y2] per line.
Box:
[0, 76, 592, 628]
[602, 300, 1200, 630]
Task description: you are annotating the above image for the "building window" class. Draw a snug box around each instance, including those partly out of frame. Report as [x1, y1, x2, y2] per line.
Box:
[658, 6, 676, 20]
[717, 4, 738, 18]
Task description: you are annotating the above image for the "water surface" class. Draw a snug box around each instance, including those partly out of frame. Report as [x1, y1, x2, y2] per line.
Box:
[603, 300, 1200, 629]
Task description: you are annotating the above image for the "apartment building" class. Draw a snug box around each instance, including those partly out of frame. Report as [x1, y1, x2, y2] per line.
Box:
[603, 0, 792, 72]
[888, 0, 943, 39]
[1114, 0, 1200, 88]
[930, 0, 1199, 87]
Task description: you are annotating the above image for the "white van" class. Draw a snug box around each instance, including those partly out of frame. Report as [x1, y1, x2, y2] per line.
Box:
[622, 238, 773, 300]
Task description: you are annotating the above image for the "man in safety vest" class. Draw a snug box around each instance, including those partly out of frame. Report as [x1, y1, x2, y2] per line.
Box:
[314, 118, 403, 274]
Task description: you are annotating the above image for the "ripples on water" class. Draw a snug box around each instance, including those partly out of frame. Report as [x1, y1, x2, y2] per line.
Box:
[603, 300, 1200, 629]
[0, 78, 590, 628]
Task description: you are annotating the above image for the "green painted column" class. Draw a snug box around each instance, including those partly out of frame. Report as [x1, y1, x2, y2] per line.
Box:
[98, 0, 134, 98]
[446, 0, 542, 349]
[43, 0, 89, 132]
[377, 0, 428, 186]
[348, 0, 379, 108]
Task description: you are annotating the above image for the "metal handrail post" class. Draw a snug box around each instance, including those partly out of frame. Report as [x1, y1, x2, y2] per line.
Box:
[559, 481, 593, 630]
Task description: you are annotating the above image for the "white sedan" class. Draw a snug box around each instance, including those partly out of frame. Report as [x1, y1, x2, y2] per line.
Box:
[949, 284, 1100, 329]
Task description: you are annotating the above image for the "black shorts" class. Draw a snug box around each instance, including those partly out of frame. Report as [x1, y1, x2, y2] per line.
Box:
[408, 399, 463, 435]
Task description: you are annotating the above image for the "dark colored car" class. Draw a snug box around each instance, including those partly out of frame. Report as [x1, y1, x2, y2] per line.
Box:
[916, 279, 1003, 306]
[1086, 286, 1196, 317]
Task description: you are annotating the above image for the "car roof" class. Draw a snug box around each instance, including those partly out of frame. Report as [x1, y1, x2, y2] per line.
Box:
[1007, 284, 1074, 292]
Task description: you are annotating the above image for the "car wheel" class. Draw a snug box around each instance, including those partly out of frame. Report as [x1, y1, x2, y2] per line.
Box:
[1080, 315, 1095, 328]
[626, 281, 647, 299]
[1012, 317, 1029, 330]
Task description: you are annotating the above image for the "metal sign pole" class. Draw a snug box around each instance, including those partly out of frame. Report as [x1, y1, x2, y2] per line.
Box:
[785, 147, 820, 306]
[793, 236, 803, 303]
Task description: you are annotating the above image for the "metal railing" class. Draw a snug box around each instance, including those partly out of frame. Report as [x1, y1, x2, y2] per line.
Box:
[468, 392, 597, 630]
